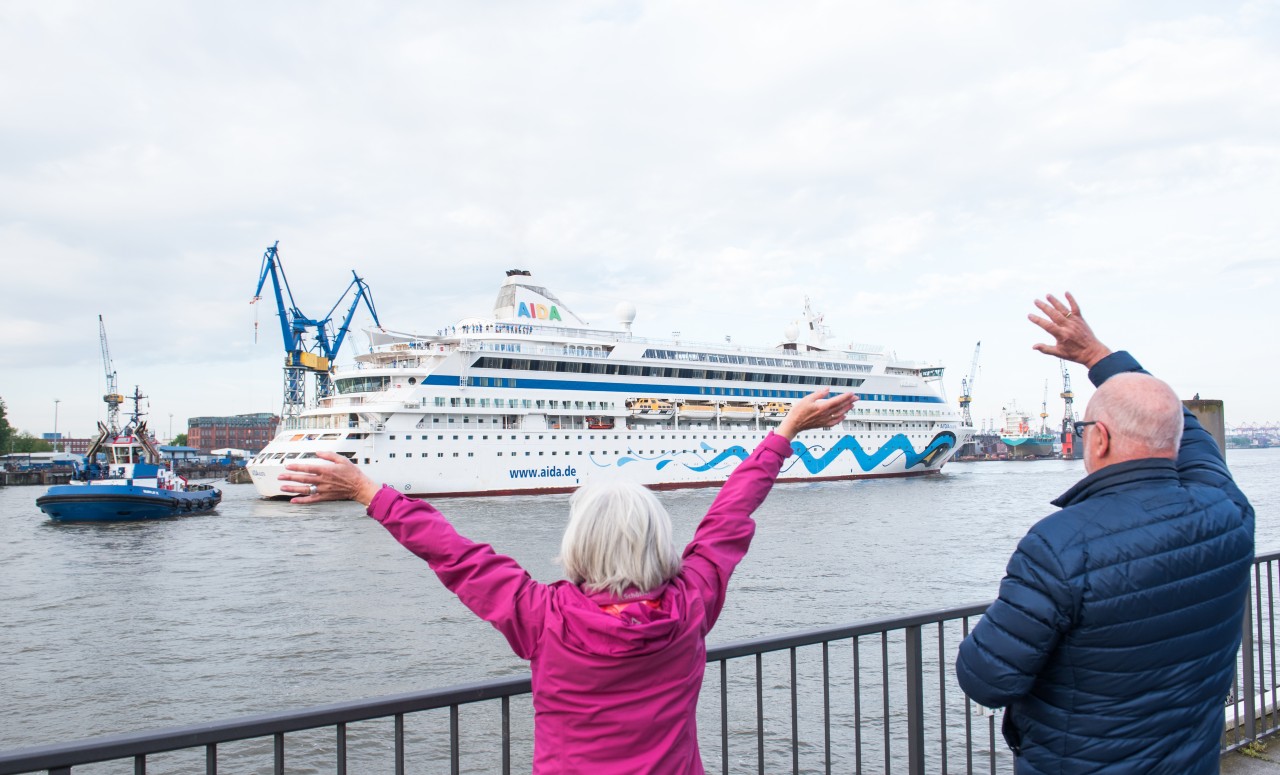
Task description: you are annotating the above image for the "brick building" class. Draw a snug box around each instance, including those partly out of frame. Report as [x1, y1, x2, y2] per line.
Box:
[41, 435, 94, 455]
[187, 413, 280, 454]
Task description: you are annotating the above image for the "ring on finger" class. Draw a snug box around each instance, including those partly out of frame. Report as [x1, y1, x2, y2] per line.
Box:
[1064, 311, 1073, 319]
[309, 484, 319, 496]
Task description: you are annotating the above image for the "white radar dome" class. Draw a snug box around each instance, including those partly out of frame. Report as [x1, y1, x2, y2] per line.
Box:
[615, 301, 637, 330]
[784, 322, 800, 342]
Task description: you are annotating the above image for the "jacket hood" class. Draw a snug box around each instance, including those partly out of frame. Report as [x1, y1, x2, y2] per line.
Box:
[556, 583, 685, 658]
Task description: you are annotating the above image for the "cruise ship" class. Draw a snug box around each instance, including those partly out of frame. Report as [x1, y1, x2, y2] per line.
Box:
[249, 270, 970, 497]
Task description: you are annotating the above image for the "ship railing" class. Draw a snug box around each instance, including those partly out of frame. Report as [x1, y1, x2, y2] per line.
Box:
[4, 552, 1277, 775]
[368, 328, 894, 364]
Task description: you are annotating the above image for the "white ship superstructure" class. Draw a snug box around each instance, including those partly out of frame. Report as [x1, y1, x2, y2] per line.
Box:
[249, 271, 970, 497]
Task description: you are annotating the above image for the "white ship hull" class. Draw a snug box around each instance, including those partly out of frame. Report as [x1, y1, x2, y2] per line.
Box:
[249, 271, 971, 498]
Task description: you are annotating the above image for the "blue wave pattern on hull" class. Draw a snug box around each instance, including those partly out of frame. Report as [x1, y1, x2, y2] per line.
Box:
[610, 432, 956, 474]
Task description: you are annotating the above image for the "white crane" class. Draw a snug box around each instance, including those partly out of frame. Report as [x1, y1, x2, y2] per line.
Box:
[959, 341, 980, 428]
[1040, 379, 1051, 434]
[98, 315, 124, 433]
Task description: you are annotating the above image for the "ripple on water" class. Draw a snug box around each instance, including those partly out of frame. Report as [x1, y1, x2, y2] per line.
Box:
[1, 450, 1275, 752]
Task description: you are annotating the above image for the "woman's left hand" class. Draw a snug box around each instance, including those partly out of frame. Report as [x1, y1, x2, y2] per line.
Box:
[776, 389, 858, 440]
[278, 451, 382, 506]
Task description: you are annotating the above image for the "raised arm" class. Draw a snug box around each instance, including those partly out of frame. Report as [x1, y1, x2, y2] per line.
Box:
[1029, 292, 1238, 490]
[681, 389, 856, 629]
[280, 453, 549, 660]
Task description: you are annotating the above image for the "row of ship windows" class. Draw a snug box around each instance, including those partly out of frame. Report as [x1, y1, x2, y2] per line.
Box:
[639, 349, 874, 371]
[285, 413, 945, 433]
[389, 426, 935, 442]
[474, 356, 871, 381]
[455, 383, 864, 399]
[423, 404, 944, 415]
[385, 440, 926, 459]
[341, 368, 866, 393]
[256, 427, 930, 466]
[434, 398, 616, 409]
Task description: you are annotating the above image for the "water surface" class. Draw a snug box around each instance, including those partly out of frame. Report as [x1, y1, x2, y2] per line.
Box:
[2, 449, 1275, 763]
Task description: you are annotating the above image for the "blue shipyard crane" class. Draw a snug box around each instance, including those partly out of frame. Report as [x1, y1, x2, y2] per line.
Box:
[251, 241, 382, 420]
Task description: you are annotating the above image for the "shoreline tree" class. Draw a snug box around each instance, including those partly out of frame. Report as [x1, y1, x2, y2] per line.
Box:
[0, 398, 57, 454]
[0, 398, 11, 452]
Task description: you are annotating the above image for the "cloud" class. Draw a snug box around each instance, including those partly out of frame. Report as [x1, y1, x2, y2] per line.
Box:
[1, 1, 1278, 434]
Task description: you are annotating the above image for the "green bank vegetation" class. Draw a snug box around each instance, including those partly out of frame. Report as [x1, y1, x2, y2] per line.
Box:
[0, 398, 55, 454]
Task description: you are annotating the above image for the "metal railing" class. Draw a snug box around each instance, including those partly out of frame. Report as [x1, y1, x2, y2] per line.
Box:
[3, 553, 1277, 775]
[1227, 548, 1280, 751]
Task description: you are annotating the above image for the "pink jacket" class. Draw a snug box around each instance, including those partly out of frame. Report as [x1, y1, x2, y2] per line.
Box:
[366, 432, 793, 774]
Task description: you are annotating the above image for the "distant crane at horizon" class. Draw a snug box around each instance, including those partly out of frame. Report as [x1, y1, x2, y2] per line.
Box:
[957, 341, 981, 457]
[1059, 360, 1079, 459]
[959, 341, 980, 428]
[98, 314, 123, 434]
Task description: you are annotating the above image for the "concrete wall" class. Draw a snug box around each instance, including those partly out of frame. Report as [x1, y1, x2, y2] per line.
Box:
[1184, 399, 1226, 454]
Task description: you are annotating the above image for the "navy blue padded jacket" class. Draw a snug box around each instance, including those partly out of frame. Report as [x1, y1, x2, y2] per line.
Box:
[955, 351, 1255, 774]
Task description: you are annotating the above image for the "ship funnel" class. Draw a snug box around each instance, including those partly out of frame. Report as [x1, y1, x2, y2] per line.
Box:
[492, 271, 586, 326]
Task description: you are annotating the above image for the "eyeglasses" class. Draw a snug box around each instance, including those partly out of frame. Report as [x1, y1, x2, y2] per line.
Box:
[1073, 421, 1098, 435]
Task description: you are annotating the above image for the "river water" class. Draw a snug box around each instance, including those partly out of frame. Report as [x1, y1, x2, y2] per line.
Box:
[2, 449, 1276, 770]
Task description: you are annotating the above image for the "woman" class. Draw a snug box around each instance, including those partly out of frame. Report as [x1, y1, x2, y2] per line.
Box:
[279, 388, 855, 774]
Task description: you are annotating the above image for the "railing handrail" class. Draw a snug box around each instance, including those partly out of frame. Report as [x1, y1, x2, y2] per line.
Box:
[0, 602, 989, 774]
[1, 558, 1273, 774]
[706, 601, 991, 661]
[0, 677, 533, 773]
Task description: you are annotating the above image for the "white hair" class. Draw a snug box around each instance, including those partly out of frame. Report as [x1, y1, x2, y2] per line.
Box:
[1087, 372, 1183, 455]
[558, 479, 681, 597]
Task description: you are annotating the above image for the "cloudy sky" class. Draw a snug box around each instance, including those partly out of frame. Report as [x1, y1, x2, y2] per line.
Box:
[2, 1, 1277, 443]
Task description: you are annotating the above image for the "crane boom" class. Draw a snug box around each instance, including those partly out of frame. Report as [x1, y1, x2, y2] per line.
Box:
[1040, 379, 1050, 433]
[958, 341, 980, 428]
[1060, 359, 1076, 426]
[251, 242, 382, 419]
[1059, 359, 1080, 459]
[98, 315, 123, 433]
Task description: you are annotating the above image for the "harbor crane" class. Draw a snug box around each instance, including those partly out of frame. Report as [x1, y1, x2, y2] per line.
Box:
[1039, 379, 1051, 434]
[251, 241, 382, 421]
[1060, 359, 1079, 458]
[958, 341, 980, 428]
[98, 314, 124, 433]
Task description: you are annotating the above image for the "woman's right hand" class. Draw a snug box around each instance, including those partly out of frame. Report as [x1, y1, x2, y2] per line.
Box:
[278, 451, 382, 506]
[776, 389, 858, 441]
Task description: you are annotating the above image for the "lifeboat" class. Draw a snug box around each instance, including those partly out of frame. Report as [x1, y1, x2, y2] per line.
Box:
[719, 404, 757, 422]
[760, 402, 791, 419]
[586, 416, 615, 430]
[677, 402, 717, 421]
[627, 398, 674, 417]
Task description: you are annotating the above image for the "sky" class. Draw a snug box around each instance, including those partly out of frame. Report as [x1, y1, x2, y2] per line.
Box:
[2, 1, 1278, 443]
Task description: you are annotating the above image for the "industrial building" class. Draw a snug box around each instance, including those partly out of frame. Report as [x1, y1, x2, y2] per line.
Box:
[186, 413, 279, 454]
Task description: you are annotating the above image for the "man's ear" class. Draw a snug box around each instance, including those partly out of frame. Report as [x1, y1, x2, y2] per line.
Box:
[1091, 422, 1111, 462]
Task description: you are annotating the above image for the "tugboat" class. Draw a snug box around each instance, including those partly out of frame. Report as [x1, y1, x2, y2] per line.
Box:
[37, 378, 221, 522]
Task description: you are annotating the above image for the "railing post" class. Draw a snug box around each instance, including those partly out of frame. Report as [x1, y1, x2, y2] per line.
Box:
[905, 625, 925, 775]
[1242, 570, 1257, 743]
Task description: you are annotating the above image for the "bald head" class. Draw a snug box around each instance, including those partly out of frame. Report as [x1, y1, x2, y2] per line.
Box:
[1082, 373, 1182, 469]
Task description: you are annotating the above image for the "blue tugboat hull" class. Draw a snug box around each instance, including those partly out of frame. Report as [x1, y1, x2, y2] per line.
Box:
[36, 485, 222, 522]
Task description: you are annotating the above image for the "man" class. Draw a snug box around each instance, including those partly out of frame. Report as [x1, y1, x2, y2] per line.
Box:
[955, 292, 1255, 774]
